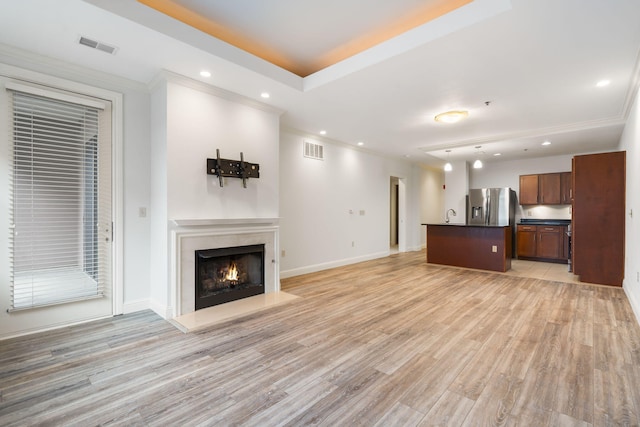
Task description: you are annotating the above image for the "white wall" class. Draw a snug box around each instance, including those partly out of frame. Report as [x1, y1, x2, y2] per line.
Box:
[148, 74, 281, 315]
[165, 80, 280, 219]
[618, 87, 640, 325]
[419, 166, 445, 246]
[443, 161, 469, 224]
[279, 129, 422, 278]
[148, 79, 169, 313]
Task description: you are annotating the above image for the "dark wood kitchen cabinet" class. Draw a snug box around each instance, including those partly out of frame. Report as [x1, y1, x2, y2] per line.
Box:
[560, 172, 572, 204]
[519, 172, 570, 205]
[539, 173, 561, 204]
[572, 151, 625, 286]
[516, 225, 537, 257]
[517, 224, 567, 262]
[519, 175, 539, 205]
[536, 226, 564, 259]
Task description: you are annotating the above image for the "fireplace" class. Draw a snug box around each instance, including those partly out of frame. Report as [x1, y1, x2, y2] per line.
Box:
[195, 244, 265, 310]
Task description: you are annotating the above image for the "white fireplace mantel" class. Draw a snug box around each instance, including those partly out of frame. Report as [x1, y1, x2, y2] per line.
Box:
[169, 218, 280, 318]
[172, 218, 279, 227]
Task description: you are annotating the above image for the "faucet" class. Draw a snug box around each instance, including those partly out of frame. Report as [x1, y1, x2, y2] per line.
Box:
[445, 208, 457, 223]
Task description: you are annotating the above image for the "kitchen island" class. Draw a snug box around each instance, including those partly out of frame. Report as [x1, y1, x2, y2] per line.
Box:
[424, 224, 512, 272]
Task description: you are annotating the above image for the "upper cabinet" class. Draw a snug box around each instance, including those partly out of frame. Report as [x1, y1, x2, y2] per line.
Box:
[560, 171, 572, 204]
[519, 174, 539, 205]
[519, 172, 571, 205]
[539, 173, 561, 204]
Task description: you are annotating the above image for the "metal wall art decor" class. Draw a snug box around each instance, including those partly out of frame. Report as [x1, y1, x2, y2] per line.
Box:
[207, 149, 260, 188]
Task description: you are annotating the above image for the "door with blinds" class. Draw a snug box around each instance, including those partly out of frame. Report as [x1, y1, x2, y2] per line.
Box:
[1, 80, 113, 334]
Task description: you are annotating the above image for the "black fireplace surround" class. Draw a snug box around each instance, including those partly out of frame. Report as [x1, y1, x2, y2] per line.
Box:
[195, 244, 265, 310]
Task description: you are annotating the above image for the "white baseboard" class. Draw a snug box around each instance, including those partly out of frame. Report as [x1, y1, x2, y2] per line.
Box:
[280, 251, 390, 279]
[122, 299, 149, 314]
[624, 283, 640, 327]
[149, 299, 173, 319]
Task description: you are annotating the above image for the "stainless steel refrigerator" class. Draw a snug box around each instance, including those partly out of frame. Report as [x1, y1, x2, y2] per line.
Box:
[467, 187, 516, 226]
[467, 187, 517, 256]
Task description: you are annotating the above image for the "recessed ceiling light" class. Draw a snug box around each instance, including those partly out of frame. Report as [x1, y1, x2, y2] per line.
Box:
[200, 70, 211, 78]
[596, 79, 610, 87]
[319, 130, 327, 135]
[434, 110, 469, 124]
[542, 141, 551, 146]
[261, 92, 270, 98]
[493, 153, 502, 156]
[357, 142, 364, 146]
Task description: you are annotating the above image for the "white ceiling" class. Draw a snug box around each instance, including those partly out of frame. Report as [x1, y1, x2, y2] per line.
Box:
[1, 0, 639, 168]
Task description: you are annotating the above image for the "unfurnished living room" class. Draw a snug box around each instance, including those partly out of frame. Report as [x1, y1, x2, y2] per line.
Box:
[1, 1, 640, 426]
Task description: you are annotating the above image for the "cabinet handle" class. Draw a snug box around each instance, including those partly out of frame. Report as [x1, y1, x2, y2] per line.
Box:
[544, 227, 554, 231]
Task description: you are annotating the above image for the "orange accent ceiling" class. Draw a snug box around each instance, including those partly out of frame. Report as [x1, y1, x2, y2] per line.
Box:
[137, 0, 473, 77]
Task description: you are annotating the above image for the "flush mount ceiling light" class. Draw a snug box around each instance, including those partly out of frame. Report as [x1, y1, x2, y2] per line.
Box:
[444, 150, 453, 172]
[260, 92, 270, 98]
[434, 110, 469, 124]
[357, 141, 364, 146]
[542, 140, 551, 146]
[596, 79, 611, 87]
[200, 70, 211, 78]
[473, 146, 483, 169]
[319, 130, 327, 135]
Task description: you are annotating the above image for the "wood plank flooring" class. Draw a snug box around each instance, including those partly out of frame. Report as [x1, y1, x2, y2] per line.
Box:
[1, 250, 640, 426]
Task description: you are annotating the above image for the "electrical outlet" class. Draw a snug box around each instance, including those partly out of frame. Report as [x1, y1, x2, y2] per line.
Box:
[352, 241, 355, 247]
[492, 245, 498, 253]
[138, 207, 147, 218]
[527, 211, 532, 216]
[359, 210, 365, 216]
[637, 271, 639, 282]
[281, 250, 286, 257]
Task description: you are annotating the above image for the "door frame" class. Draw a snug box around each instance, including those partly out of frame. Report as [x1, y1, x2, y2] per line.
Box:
[0, 63, 123, 338]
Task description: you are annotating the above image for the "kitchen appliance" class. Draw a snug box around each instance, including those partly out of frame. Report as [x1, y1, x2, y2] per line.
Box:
[467, 188, 516, 226]
[467, 187, 517, 255]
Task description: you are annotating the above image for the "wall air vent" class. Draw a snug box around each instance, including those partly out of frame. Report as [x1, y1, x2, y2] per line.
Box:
[78, 36, 117, 55]
[303, 140, 324, 160]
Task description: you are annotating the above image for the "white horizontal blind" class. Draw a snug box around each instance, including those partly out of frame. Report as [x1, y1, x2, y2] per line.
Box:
[8, 89, 110, 310]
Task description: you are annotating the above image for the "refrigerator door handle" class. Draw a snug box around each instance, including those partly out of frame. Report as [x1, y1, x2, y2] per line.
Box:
[485, 190, 490, 225]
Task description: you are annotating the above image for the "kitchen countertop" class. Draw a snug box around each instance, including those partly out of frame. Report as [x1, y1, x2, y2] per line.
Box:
[422, 223, 510, 228]
[518, 219, 571, 226]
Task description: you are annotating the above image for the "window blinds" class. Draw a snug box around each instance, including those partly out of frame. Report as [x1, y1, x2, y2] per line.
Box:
[8, 89, 110, 310]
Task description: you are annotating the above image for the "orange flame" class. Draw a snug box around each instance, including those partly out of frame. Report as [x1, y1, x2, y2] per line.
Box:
[226, 262, 239, 281]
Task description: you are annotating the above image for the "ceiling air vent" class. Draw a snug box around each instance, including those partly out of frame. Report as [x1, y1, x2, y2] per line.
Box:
[303, 140, 324, 160]
[78, 36, 117, 55]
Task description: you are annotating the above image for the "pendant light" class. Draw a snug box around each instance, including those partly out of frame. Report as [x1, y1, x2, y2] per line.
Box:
[444, 150, 452, 172]
[473, 146, 483, 169]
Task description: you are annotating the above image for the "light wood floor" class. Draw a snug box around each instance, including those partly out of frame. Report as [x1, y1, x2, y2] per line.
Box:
[1, 251, 639, 426]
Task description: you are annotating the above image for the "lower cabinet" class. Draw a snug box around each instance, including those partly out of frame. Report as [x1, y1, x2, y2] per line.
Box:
[517, 224, 567, 262]
[516, 225, 536, 257]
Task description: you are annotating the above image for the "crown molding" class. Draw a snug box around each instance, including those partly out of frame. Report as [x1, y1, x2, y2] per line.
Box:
[0, 43, 148, 93]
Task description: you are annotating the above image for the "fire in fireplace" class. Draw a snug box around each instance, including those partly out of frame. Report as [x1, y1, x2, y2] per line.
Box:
[195, 244, 265, 310]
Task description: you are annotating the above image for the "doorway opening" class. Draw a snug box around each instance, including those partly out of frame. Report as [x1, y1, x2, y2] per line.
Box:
[390, 176, 406, 253]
